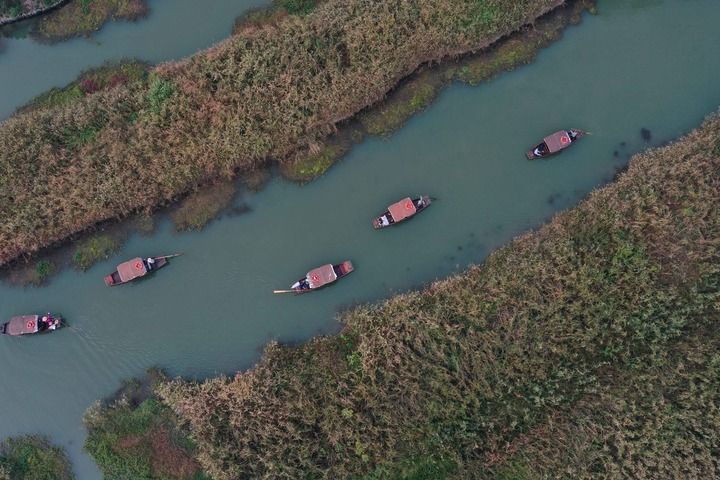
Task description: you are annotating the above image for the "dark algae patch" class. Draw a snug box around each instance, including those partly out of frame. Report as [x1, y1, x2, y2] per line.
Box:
[142, 116, 718, 478]
[0, 435, 74, 479]
[0, 0, 564, 266]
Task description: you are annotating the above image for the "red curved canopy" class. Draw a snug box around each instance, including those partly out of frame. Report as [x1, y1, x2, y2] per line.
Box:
[117, 257, 147, 282]
[307, 264, 337, 288]
[388, 197, 416, 222]
[543, 130, 571, 153]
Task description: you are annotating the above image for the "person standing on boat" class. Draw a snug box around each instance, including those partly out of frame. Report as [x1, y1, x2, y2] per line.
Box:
[145, 257, 155, 271]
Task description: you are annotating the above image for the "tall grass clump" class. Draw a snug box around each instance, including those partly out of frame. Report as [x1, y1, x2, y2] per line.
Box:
[0, 0, 562, 266]
[155, 117, 720, 479]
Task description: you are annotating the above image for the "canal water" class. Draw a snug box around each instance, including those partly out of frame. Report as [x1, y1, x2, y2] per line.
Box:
[0, 0, 268, 120]
[1, 0, 720, 477]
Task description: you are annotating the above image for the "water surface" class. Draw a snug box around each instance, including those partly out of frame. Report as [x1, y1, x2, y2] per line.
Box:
[0, 0, 268, 119]
[1, 0, 720, 477]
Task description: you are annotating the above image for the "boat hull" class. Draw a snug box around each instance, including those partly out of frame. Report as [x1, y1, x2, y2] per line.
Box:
[104, 256, 169, 286]
[526, 129, 585, 160]
[1, 314, 63, 336]
[289, 261, 354, 294]
[372, 196, 432, 229]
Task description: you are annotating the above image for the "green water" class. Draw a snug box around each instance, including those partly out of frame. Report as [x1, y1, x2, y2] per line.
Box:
[0, 0, 268, 120]
[1, 1, 720, 477]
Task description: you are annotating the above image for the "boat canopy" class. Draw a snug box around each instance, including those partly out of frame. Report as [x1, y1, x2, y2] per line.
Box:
[307, 264, 337, 288]
[388, 197, 416, 222]
[117, 257, 147, 282]
[543, 130, 572, 153]
[6, 315, 39, 335]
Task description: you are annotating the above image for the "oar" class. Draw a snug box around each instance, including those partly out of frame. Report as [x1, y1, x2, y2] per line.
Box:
[273, 289, 297, 294]
[157, 253, 183, 260]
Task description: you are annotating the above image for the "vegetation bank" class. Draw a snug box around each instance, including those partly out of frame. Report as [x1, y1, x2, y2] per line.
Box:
[88, 114, 720, 478]
[0, 0, 562, 267]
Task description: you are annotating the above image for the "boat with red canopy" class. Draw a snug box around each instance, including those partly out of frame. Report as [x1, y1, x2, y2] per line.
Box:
[526, 129, 586, 159]
[274, 261, 354, 294]
[104, 254, 181, 286]
[1, 313, 62, 337]
[373, 196, 431, 229]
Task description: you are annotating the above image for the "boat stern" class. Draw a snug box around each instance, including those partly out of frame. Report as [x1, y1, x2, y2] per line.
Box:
[339, 261, 354, 275]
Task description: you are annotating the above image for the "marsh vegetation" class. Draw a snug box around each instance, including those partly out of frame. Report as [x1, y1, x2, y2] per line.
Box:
[86, 115, 720, 479]
[0, 0, 561, 266]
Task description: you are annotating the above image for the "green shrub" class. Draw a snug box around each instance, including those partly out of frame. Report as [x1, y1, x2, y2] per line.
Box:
[84, 373, 206, 480]
[275, 0, 316, 15]
[0, 435, 74, 480]
[146, 75, 175, 116]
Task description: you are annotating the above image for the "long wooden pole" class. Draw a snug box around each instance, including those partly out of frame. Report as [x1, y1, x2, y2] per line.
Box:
[273, 289, 297, 294]
[158, 253, 183, 260]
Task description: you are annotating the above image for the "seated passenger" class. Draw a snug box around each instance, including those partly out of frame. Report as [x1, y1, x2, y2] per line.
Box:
[145, 257, 155, 271]
[533, 143, 548, 157]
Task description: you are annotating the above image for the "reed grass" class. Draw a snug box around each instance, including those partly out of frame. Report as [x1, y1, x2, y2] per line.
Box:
[155, 115, 720, 479]
[0, 0, 561, 266]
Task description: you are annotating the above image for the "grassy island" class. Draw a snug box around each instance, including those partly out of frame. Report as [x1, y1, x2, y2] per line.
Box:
[86, 115, 720, 478]
[0, 0, 562, 266]
[0, 435, 74, 480]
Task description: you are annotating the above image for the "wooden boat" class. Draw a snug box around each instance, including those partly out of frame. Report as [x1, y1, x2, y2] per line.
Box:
[104, 254, 181, 286]
[1, 313, 62, 336]
[526, 129, 586, 159]
[274, 261, 354, 294]
[373, 196, 432, 229]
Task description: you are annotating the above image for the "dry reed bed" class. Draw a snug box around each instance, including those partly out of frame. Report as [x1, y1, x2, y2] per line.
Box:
[0, 0, 560, 266]
[155, 115, 720, 479]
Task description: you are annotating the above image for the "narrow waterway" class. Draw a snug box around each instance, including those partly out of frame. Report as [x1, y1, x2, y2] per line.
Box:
[0, 0, 268, 120]
[1, 1, 720, 477]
